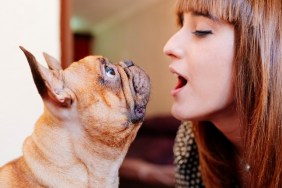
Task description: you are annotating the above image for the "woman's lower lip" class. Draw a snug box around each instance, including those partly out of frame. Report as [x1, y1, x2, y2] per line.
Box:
[171, 87, 182, 96]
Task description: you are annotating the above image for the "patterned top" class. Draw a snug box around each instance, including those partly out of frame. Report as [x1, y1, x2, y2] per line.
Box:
[174, 121, 205, 188]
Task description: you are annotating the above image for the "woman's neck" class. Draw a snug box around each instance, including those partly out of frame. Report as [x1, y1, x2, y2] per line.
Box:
[210, 105, 250, 186]
[209, 104, 243, 154]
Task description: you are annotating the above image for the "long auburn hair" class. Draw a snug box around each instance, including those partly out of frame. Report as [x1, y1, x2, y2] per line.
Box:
[176, 0, 282, 187]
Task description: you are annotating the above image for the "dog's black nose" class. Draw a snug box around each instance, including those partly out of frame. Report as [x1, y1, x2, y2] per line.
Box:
[120, 60, 134, 68]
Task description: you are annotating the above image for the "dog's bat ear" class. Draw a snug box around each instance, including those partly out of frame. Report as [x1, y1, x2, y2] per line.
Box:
[20, 46, 73, 107]
[20, 46, 47, 96]
[43, 52, 62, 71]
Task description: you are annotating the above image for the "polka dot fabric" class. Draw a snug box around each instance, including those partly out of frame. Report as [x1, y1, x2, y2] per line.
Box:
[174, 121, 205, 188]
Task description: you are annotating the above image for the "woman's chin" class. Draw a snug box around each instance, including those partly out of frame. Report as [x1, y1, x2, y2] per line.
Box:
[171, 105, 187, 121]
[171, 104, 206, 122]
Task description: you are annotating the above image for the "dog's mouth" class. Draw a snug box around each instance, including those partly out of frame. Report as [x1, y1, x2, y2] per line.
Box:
[118, 60, 150, 123]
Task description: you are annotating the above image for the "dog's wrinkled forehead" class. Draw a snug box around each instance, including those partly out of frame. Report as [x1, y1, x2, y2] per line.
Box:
[67, 56, 118, 89]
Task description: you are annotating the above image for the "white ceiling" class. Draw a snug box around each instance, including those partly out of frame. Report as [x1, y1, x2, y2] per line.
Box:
[71, 0, 161, 33]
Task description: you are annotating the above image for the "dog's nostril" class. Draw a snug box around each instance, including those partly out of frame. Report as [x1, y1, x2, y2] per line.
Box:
[124, 60, 134, 67]
[119, 60, 135, 68]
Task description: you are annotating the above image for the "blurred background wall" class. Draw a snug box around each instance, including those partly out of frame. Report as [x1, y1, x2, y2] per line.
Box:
[0, 0, 60, 165]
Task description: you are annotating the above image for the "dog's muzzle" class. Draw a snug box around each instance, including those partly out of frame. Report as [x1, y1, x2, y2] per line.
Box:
[119, 60, 150, 123]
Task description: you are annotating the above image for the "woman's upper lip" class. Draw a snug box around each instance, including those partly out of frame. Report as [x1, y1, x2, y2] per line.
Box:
[168, 65, 187, 80]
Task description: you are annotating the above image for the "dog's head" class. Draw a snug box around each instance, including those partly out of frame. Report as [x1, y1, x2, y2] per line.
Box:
[20, 46, 150, 156]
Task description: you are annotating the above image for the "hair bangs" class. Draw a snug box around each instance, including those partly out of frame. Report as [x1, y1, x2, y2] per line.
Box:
[176, 0, 242, 24]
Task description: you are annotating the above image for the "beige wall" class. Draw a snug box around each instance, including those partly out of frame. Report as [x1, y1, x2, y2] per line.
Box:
[93, 1, 178, 117]
[0, 0, 60, 165]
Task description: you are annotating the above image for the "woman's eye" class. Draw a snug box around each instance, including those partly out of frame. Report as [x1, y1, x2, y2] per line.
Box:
[193, 30, 213, 37]
[105, 66, 116, 78]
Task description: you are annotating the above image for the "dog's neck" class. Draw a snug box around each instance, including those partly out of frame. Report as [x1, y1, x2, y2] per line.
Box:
[22, 104, 127, 188]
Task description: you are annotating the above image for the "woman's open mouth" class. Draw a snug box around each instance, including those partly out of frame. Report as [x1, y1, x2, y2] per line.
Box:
[171, 75, 187, 96]
[175, 75, 187, 89]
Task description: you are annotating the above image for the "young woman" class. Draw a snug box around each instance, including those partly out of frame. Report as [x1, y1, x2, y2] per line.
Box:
[163, 0, 282, 187]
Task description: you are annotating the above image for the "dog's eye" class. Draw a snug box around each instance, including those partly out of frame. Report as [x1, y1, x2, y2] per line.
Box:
[105, 65, 116, 78]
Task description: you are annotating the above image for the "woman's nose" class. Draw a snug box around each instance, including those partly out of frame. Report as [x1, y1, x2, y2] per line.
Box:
[163, 30, 183, 60]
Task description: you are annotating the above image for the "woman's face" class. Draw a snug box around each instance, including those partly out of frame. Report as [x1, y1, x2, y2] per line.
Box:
[163, 11, 235, 121]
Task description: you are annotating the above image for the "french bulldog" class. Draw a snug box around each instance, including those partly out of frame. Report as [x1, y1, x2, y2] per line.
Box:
[0, 46, 150, 188]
